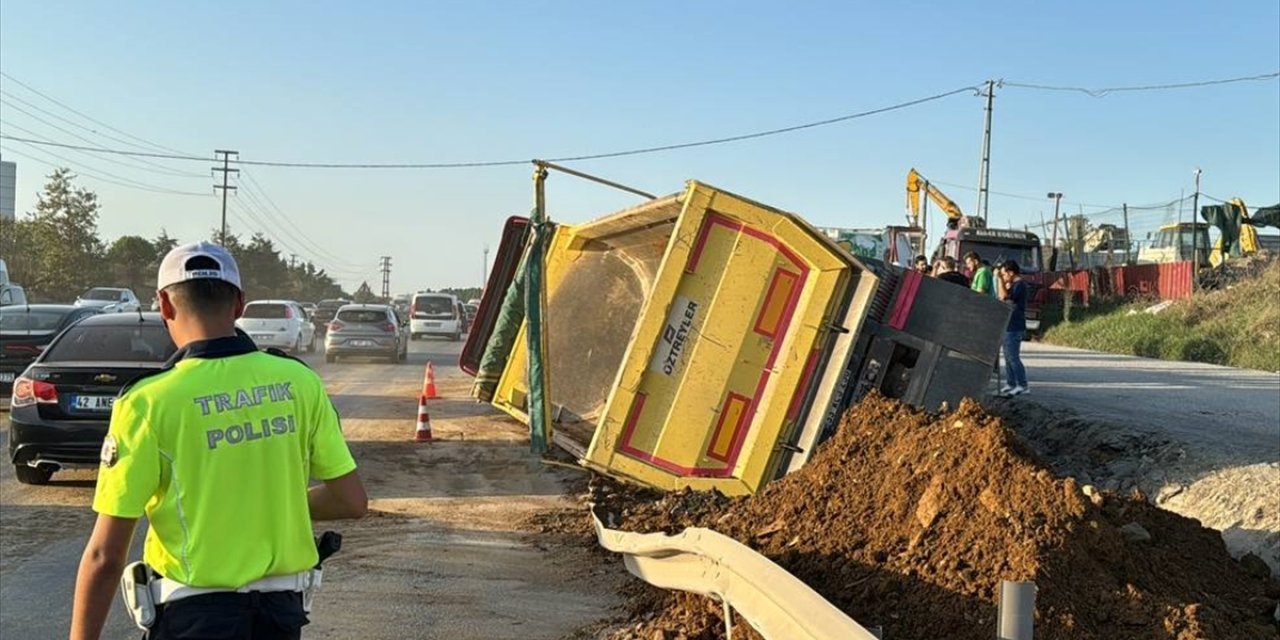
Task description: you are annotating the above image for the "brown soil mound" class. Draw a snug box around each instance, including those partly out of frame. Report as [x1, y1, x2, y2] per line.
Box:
[590, 395, 1278, 640]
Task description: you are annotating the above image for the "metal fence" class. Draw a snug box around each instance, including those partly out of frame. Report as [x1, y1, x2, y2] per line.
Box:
[1044, 261, 1194, 306]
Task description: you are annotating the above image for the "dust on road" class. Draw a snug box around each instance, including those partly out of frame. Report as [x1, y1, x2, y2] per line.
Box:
[0, 339, 619, 640]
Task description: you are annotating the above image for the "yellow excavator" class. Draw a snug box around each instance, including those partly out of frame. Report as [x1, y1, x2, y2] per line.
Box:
[1206, 198, 1269, 267]
[906, 168, 967, 229]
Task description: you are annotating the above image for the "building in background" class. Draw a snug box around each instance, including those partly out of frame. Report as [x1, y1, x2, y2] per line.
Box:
[0, 158, 16, 221]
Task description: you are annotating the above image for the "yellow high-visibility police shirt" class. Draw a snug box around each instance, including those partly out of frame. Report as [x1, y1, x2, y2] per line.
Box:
[93, 333, 356, 588]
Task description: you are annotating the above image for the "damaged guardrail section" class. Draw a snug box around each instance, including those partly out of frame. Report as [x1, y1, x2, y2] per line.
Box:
[591, 509, 880, 640]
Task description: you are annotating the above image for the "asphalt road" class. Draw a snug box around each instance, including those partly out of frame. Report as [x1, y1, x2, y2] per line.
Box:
[1019, 342, 1280, 463]
[0, 336, 615, 639]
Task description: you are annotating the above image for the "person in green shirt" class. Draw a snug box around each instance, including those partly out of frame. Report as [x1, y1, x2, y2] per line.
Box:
[965, 251, 995, 297]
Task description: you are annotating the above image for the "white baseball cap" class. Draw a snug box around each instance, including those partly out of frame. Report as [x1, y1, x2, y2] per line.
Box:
[156, 242, 242, 291]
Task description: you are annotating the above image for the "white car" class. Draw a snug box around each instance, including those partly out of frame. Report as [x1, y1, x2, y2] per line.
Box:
[409, 292, 464, 341]
[74, 287, 141, 313]
[236, 300, 317, 353]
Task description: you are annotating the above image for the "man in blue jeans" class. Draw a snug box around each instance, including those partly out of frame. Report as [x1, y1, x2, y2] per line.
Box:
[998, 259, 1029, 396]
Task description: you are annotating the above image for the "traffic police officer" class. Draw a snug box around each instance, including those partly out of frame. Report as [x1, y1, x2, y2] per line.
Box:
[71, 242, 368, 639]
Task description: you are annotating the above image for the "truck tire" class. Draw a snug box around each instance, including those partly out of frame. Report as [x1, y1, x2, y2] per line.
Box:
[15, 465, 53, 485]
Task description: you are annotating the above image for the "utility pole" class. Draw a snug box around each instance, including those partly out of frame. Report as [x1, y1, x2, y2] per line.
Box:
[289, 253, 297, 269]
[1122, 203, 1131, 265]
[976, 80, 996, 224]
[1191, 168, 1202, 290]
[212, 150, 239, 244]
[482, 245, 490, 287]
[920, 181, 930, 259]
[1047, 192, 1064, 270]
[379, 255, 392, 301]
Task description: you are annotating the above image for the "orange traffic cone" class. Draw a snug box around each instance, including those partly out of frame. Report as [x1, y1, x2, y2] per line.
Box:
[414, 395, 434, 442]
[422, 361, 439, 399]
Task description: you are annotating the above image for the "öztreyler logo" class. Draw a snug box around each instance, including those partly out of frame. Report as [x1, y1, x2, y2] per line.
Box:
[651, 296, 699, 376]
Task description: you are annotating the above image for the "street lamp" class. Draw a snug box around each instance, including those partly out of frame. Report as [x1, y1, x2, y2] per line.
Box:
[1047, 192, 1064, 270]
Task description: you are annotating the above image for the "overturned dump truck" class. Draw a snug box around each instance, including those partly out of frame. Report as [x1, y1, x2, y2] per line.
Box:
[463, 181, 1010, 496]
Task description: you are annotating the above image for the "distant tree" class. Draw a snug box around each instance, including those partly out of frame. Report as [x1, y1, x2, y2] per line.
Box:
[353, 281, 376, 303]
[20, 169, 105, 301]
[0, 215, 36, 287]
[151, 229, 178, 265]
[107, 235, 159, 294]
[438, 287, 483, 302]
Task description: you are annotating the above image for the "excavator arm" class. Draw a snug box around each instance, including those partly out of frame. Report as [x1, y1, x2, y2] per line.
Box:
[906, 168, 965, 229]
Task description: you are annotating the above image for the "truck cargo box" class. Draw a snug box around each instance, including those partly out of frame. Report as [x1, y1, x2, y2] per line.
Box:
[484, 182, 880, 495]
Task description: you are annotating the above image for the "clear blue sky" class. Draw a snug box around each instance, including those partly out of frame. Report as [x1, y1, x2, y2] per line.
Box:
[2, 1, 1278, 292]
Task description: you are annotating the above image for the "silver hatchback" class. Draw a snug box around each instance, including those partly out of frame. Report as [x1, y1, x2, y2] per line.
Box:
[324, 304, 409, 364]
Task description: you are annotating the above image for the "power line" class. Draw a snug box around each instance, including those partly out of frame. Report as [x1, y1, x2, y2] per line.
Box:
[0, 84, 980, 169]
[1002, 71, 1279, 97]
[0, 91, 206, 177]
[233, 182, 365, 270]
[227, 199, 372, 276]
[237, 170, 363, 267]
[0, 134, 207, 160]
[0, 141, 210, 196]
[0, 110, 204, 179]
[930, 179, 1120, 209]
[0, 71, 194, 155]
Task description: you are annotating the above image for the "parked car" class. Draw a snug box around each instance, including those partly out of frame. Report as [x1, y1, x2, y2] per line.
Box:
[1, 305, 102, 397]
[324, 304, 408, 364]
[235, 300, 316, 353]
[463, 303, 479, 331]
[8, 312, 177, 484]
[0, 281, 26, 307]
[74, 287, 141, 313]
[312, 298, 352, 337]
[409, 292, 464, 341]
[0, 258, 27, 307]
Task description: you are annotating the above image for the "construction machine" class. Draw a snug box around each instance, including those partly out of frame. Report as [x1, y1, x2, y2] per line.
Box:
[1201, 198, 1280, 267]
[463, 179, 1010, 496]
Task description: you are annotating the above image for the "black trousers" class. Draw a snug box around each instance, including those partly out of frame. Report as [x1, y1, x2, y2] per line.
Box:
[145, 591, 308, 640]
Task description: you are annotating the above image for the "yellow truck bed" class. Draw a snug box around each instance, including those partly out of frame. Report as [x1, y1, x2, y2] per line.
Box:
[489, 181, 879, 495]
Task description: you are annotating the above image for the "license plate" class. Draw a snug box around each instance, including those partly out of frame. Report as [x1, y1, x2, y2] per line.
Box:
[253, 334, 274, 341]
[350, 340, 374, 347]
[0, 372, 14, 383]
[72, 395, 116, 412]
[424, 322, 440, 328]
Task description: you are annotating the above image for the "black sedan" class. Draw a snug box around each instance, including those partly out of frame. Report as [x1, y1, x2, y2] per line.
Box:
[1, 304, 102, 397]
[8, 312, 176, 485]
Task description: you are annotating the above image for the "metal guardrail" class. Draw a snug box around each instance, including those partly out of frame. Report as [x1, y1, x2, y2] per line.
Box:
[592, 509, 1038, 639]
[591, 509, 881, 640]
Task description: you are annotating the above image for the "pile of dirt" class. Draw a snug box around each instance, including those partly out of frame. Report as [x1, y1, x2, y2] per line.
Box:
[587, 395, 1278, 640]
[990, 398, 1280, 578]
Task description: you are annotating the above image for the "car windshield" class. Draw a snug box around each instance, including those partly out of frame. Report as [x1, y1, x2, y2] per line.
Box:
[42, 325, 176, 363]
[959, 242, 1042, 273]
[337, 309, 388, 324]
[414, 297, 453, 315]
[83, 288, 122, 301]
[0, 308, 70, 332]
[318, 300, 347, 311]
[242, 303, 291, 319]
